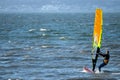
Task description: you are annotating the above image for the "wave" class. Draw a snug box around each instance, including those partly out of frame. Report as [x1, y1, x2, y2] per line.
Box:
[40, 28, 47, 32]
[28, 29, 36, 32]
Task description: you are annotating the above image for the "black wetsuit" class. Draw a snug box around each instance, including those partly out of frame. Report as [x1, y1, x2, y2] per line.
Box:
[98, 52, 110, 72]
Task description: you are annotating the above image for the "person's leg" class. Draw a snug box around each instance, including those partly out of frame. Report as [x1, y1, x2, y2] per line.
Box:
[98, 63, 106, 72]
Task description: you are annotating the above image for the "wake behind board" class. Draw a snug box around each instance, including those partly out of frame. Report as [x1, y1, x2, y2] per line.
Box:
[82, 66, 112, 74]
[82, 66, 103, 74]
[83, 66, 94, 73]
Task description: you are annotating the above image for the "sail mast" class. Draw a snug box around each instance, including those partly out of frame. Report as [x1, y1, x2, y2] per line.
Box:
[92, 8, 103, 71]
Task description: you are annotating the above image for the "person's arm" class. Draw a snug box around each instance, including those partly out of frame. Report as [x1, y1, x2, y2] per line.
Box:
[98, 52, 106, 57]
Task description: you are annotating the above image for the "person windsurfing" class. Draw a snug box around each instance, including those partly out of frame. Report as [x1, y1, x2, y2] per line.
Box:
[97, 48, 110, 72]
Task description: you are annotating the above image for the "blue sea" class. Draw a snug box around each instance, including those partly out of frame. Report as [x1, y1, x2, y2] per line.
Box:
[0, 13, 120, 80]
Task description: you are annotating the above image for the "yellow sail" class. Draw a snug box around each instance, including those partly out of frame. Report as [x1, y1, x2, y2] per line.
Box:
[93, 8, 103, 48]
[92, 8, 103, 71]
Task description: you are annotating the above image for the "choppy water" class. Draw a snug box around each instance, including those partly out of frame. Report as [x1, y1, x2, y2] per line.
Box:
[0, 13, 120, 80]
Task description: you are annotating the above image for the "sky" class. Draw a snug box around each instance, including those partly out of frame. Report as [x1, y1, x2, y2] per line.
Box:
[0, 0, 120, 13]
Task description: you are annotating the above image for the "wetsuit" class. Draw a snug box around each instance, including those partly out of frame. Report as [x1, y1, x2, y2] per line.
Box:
[98, 52, 110, 72]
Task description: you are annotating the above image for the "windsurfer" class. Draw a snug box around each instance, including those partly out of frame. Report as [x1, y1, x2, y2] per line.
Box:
[97, 48, 110, 72]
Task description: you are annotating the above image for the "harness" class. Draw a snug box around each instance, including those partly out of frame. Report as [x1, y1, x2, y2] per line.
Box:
[103, 54, 109, 64]
[104, 59, 109, 64]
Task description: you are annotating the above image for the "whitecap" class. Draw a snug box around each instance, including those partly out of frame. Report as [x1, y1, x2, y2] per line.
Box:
[28, 29, 36, 32]
[40, 28, 47, 32]
[8, 40, 11, 43]
[59, 37, 66, 40]
[24, 46, 33, 50]
[41, 45, 49, 48]
[42, 33, 46, 36]
[112, 73, 120, 75]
